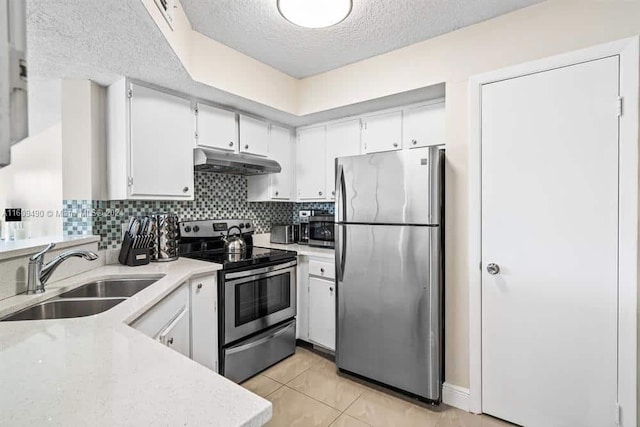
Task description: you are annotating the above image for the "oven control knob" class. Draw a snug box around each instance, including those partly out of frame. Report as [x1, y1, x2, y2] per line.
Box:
[239, 223, 245, 229]
[193, 226, 200, 232]
[184, 226, 191, 233]
[245, 223, 251, 229]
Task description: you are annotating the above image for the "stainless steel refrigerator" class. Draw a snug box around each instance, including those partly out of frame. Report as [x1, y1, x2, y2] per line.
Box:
[335, 146, 444, 402]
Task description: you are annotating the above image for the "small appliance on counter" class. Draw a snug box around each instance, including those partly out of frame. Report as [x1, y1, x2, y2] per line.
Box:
[308, 214, 335, 248]
[298, 209, 329, 245]
[270, 224, 298, 244]
[118, 216, 153, 266]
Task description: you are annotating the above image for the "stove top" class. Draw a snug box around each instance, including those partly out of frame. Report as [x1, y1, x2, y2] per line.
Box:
[179, 218, 297, 271]
[183, 246, 296, 270]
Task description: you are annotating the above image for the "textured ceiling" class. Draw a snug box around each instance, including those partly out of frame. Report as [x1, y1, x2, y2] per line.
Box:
[180, 0, 544, 78]
[25, 0, 444, 126]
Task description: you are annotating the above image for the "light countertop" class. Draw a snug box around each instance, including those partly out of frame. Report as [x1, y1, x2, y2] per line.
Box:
[0, 235, 101, 261]
[253, 234, 334, 259]
[0, 258, 271, 427]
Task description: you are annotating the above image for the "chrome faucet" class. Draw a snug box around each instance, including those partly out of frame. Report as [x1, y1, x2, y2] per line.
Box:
[26, 243, 99, 294]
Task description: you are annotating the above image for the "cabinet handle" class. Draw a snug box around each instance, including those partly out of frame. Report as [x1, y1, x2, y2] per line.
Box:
[275, 191, 279, 196]
[329, 287, 334, 292]
[197, 283, 203, 290]
[320, 268, 325, 273]
[412, 139, 417, 145]
[183, 186, 189, 193]
[331, 191, 335, 196]
[167, 337, 174, 345]
[393, 143, 399, 148]
[318, 191, 323, 196]
[244, 144, 249, 150]
[229, 141, 234, 147]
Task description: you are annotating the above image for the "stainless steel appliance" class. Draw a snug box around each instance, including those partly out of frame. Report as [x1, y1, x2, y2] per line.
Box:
[1, 0, 28, 167]
[308, 215, 335, 248]
[179, 219, 298, 383]
[298, 209, 328, 245]
[271, 224, 298, 244]
[335, 146, 444, 402]
[194, 148, 281, 175]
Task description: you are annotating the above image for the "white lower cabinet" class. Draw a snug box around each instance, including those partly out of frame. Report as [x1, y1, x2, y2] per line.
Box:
[298, 257, 336, 351]
[158, 307, 190, 358]
[131, 274, 218, 371]
[308, 276, 336, 351]
[190, 275, 218, 372]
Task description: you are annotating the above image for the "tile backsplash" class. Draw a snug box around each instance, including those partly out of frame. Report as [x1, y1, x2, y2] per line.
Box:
[64, 171, 334, 249]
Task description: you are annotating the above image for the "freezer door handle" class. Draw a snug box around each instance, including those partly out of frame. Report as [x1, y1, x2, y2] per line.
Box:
[335, 162, 346, 224]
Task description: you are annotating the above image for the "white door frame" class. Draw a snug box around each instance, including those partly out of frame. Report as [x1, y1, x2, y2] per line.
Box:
[468, 37, 639, 426]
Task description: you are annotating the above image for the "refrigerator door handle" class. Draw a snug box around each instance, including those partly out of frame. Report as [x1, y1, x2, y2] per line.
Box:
[335, 162, 346, 224]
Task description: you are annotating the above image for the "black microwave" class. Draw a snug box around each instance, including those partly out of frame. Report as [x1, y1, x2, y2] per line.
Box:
[308, 215, 335, 248]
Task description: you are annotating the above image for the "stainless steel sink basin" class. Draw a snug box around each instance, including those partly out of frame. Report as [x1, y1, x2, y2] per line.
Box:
[59, 278, 160, 299]
[1, 298, 126, 321]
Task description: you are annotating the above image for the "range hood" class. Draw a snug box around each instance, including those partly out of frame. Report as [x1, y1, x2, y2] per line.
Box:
[194, 148, 281, 175]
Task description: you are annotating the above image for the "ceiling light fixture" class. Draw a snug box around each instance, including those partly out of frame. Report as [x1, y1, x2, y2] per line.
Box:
[277, 0, 352, 29]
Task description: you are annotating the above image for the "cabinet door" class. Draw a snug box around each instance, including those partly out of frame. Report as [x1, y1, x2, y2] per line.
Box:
[158, 308, 191, 358]
[129, 84, 194, 199]
[296, 126, 326, 200]
[296, 257, 309, 340]
[362, 110, 403, 153]
[326, 120, 361, 200]
[403, 102, 445, 148]
[308, 276, 335, 351]
[239, 115, 269, 157]
[196, 103, 238, 152]
[191, 276, 218, 372]
[269, 125, 294, 200]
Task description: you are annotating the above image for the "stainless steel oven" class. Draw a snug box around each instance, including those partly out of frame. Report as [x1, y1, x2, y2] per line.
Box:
[308, 215, 335, 248]
[223, 260, 297, 345]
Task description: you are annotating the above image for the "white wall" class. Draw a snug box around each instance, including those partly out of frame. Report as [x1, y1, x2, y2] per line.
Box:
[0, 79, 63, 238]
[61, 80, 107, 200]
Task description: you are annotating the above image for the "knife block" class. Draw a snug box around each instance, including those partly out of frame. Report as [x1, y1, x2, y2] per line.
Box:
[118, 231, 151, 266]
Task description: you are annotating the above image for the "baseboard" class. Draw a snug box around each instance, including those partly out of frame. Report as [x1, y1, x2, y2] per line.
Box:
[442, 382, 470, 412]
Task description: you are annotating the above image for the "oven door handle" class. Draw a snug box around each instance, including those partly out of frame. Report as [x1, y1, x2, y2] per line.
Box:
[225, 322, 293, 355]
[225, 260, 297, 280]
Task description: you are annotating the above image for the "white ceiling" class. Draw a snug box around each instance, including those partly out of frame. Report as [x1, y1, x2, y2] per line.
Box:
[180, 0, 544, 78]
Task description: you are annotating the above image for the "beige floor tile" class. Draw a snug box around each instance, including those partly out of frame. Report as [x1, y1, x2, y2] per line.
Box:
[241, 375, 282, 398]
[434, 406, 514, 427]
[287, 367, 366, 411]
[262, 347, 323, 383]
[345, 389, 440, 427]
[266, 386, 341, 427]
[330, 414, 372, 427]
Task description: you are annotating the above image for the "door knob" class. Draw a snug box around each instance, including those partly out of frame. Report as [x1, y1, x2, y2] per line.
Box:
[486, 263, 500, 275]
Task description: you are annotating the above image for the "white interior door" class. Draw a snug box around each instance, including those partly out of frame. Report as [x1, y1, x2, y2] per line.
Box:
[481, 56, 619, 427]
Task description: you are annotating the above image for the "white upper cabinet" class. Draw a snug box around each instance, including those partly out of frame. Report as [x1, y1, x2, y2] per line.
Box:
[247, 125, 295, 201]
[107, 79, 194, 200]
[325, 119, 361, 200]
[269, 125, 295, 200]
[403, 102, 445, 148]
[239, 115, 269, 157]
[362, 110, 403, 153]
[296, 126, 326, 200]
[196, 103, 238, 152]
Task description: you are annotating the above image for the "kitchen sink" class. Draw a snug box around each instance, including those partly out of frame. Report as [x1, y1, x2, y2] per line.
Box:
[59, 278, 160, 299]
[1, 298, 126, 322]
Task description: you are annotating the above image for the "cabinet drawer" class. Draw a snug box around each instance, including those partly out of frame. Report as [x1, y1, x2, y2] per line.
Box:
[130, 283, 189, 338]
[309, 260, 335, 280]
